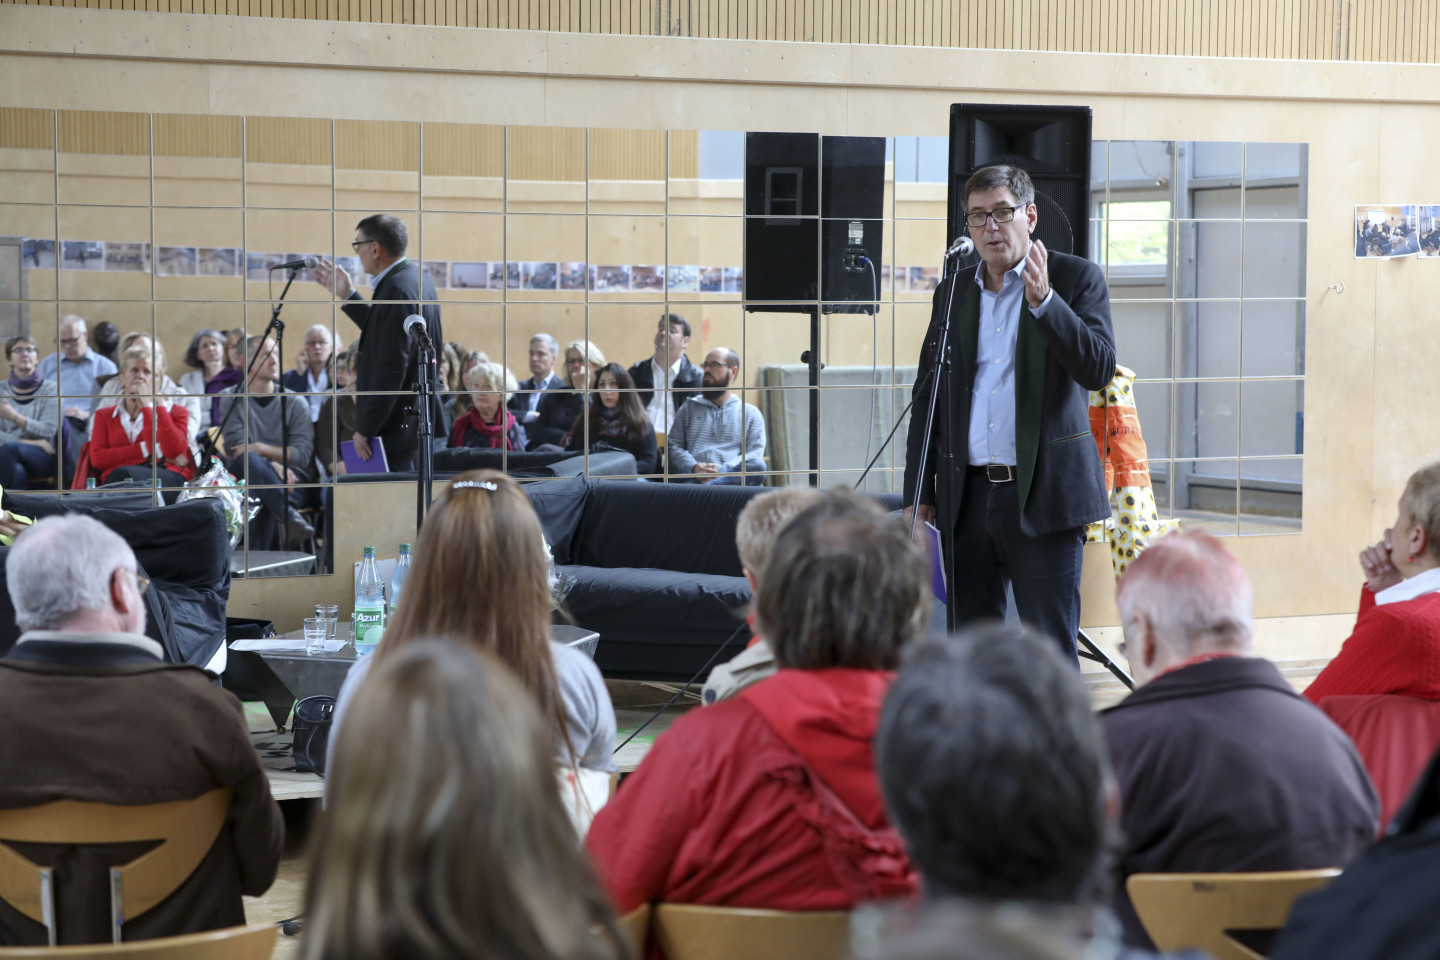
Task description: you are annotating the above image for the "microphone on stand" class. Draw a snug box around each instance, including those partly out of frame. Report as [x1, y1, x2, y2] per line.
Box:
[403, 314, 433, 348]
[269, 256, 319, 271]
[944, 235, 975, 259]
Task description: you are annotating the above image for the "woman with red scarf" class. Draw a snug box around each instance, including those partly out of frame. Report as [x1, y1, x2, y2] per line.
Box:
[586, 491, 923, 928]
[448, 361, 527, 452]
[89, 344, 194, 499]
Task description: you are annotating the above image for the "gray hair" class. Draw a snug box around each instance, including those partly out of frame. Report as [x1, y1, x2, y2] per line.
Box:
[8, 515, 137, 631]
[1403, 458, 1440, 563]
[963, 164, 1036, 209]
[529, 334, 559, 358]
[305, 324, 334, 344]
[464, 361, 519, 403]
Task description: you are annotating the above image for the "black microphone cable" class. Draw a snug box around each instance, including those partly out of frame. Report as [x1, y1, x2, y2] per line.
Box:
[612, 620, 750, 756]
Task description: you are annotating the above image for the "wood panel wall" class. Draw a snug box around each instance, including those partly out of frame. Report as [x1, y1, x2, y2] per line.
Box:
[7, 0, 1440, 63]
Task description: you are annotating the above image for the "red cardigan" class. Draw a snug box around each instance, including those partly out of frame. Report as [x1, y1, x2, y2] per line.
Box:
[585, 668, 916, 921]
[89, 403, 194, 482]
[1304, 586, 1440, 704]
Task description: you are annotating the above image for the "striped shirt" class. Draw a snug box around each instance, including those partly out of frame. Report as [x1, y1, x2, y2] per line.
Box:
[667, 393, 766, 475]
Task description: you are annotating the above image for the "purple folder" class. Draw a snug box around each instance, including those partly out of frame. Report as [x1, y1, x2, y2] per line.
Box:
[340, 438, 389, 475]
[924, 521, 947, 604]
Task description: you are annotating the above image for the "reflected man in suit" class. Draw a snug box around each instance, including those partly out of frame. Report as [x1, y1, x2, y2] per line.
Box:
[507, 333, 565, 428]
[902, 165, 1115, 661]
[314, 214, 443, 472]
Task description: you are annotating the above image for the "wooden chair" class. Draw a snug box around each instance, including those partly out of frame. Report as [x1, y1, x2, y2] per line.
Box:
[652, 904, 850, 960]
[0, 789, 232, 946]
[1127, 869, 1340, 960]
[0, 922, 275, 959]
[617, 904, 651, 955]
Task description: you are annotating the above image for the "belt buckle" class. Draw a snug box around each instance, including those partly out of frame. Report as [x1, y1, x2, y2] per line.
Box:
[986, 464, 1015, 483]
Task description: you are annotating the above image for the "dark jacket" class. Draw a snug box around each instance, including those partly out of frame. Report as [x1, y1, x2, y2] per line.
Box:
[0, 637, 283, 945]
[565, 417, 660, 474]
[902, 252, 1114, 536]
[1102, 657, 1380, 948]
[628, 354, 704, 414]
[1271, 745, 1440, 960]
[527, 389, 584, 450]
[340, 260, 443, 440]
[506, 372, 565, 417]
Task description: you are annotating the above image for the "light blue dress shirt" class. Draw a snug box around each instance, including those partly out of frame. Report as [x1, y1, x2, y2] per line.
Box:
[967, 251, 1053, 467]
[36, 350, 117, 414]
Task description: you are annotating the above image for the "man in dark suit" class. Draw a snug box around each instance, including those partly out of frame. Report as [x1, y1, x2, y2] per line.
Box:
[507, 332, 565, 429]
[628, 313, 703, 435]
[902, 165, 1114, 660]
[314, 214, 442, 471]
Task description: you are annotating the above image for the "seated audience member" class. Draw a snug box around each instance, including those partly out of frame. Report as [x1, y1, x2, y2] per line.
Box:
[876, 625, 1210, 960]
[93, 335, 201, 453]
[281, 324, 338, 423]
[628, 313, 702, 435]
[217, 336, 315, 550]
[702, 486, 821, 704]
[508, 333, 565, 428]
[667, 346, 766, 485]
[437, 341, 463, 440]
[307, 642, 626, 960]
[0, 336, 60, 490]
[38, 314, 116, 436]
[0, 515, 282, 945]
[449, 362, 526, 452]
[1102, 530, 1379, 948]
[564, 363, 659, 473]
[316, 349, 357, 476]
[88, 345, 195, 497]
[1269, 745, 1440, 960]
[328, 471, 615, 830]
[176, 328, 230, 432]
[91, 321, 120, 368]
[529, 339, 605, 449]
[1304, 459, 1440, 703]
[587, 490, 922, 912]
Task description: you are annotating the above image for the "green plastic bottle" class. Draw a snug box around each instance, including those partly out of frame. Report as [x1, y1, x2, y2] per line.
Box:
[353, 546, 386, 655]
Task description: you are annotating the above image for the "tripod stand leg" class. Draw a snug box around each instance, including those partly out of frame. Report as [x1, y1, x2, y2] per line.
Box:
[1076, 628, 1134, 689]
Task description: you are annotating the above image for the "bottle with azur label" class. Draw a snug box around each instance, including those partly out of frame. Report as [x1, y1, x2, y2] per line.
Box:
[353, 546, 386, 655]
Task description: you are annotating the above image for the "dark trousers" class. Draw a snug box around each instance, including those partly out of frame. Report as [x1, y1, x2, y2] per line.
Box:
[951, 468, 1085, 663]
[102, 465, 188, 504]
[376, 421, 417, 473]
[226, 452, 304, 551]
[0, 441, 58, 490]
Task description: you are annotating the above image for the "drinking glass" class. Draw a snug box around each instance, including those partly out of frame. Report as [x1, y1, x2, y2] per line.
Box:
[303, 617, 327, 656]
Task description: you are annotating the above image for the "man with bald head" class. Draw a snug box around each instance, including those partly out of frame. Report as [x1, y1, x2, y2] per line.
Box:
[1102, 530, 1378, 949]
[666, 346, 766, 485]
[38, 314, 117, 433]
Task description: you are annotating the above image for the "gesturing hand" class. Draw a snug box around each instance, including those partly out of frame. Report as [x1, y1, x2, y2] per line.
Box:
[1360, 529, 1404, 594]
[1022, 239, 1051, 309]
[314, 258, 354, 300]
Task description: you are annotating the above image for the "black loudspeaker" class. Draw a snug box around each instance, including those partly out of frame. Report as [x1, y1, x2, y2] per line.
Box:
[744, 133, 886, 314]
[946, 104, 1091, 277]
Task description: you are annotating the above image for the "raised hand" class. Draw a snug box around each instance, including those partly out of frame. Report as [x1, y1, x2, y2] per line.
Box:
[314, 258, 354, 300]
[1360, 528, 1403, 593]
[1021, 239, 1051, 309]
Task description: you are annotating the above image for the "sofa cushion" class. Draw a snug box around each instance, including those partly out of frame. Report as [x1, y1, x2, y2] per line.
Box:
[572, 482, 770, 576]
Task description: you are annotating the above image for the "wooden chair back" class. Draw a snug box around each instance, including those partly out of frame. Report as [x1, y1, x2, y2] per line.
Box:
[0, 789, 232, 944]
[0, 921, 275, 959]
[652, 904, 850, 960]
[1127, 869, 1340, 960]
[617, 904, 650, 955]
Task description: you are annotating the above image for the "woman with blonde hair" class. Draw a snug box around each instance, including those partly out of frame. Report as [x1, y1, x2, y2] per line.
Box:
[327, 470, 615, 824]
[448, 362, 526, 451]
[529, 339, 607, 449]
[92, 334, 201, 450]
[306, 641, 629, 960]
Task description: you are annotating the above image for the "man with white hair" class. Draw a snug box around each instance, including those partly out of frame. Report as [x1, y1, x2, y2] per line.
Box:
[37, 314, 117, 433]
[0, 514, 282, 945]
[281, 323, 338, 422]
[1102, 530, 1379, 949]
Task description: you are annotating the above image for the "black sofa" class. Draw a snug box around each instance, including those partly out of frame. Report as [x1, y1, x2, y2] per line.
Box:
[526, 478, 901, 680]
[0, 493, 231, 666]
[339, 448, 636, 483]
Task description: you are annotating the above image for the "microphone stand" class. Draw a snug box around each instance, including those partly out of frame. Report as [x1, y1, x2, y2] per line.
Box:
[412, 333, 436, 529]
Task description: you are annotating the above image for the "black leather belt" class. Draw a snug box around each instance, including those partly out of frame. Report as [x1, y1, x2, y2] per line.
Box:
[967, 464, 1016, 483]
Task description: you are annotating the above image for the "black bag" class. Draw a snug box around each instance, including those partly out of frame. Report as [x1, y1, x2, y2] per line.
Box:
[291, 695, 335, 776]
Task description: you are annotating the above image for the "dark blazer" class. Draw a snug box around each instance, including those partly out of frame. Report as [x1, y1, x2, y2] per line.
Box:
[527, 390, 584, 449]
[279, 366, 330, 397]
[902, 251, 1115, 537]
[340, 260, 443, 439]
[1102, 657, 1380, 949]
[628, 354, 704, 413]
[507, 371, 565, 417]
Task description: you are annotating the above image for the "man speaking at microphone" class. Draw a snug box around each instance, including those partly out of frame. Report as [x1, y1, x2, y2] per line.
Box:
[902, 165, 1115, 662]
[315, 214, 442, 471]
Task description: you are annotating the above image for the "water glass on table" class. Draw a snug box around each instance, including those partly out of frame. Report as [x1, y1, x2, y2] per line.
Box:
[316, 603, 339, 645]
[303, 617, 327, 656]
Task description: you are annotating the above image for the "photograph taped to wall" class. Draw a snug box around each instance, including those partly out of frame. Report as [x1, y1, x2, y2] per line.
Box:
[198, 247, 241, 277]
[558, 262, 586, 290]
[422, 260, 448, 289]
[1354, 204, 1418, 259]
[21, 239, 55, 269]
[701, 267, 723, 292]
[103, 242, 150, 273]
[505, 262, 521, 289]
[908, 265, 939, 291]
[61, 241, 105, 271]
[668, 264, 699, 292]
[591, 264, 630, 291]
[1416, 205, 1440, 258]
[521, 261, 558, 289]
[631, 264, 663, 291]
[451, 261, 488, 288]
[722, 267, 743, 293]
[247, 252, 279, 280]
[157, 245, 197, 276]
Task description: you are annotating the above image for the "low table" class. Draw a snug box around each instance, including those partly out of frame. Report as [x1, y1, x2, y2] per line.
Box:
[232, 623, 600, 732]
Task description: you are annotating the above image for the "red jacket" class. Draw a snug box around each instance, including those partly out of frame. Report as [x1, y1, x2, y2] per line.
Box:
[89, 403, 194, 482]
[1305, 587, 1440, 704]
[586, 668, 916, 919]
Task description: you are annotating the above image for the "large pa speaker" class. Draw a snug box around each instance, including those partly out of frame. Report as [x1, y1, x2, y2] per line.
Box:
[946, 104, 1092, 277]
[744, 133, 886, 314]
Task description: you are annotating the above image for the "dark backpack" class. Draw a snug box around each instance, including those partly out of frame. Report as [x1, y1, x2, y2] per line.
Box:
[291, 695, 335, 776]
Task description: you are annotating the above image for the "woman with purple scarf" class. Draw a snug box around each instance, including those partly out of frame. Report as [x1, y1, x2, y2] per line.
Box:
[0, 336, 61, 490]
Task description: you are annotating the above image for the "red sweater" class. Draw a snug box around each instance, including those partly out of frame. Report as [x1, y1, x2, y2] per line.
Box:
[89, 403, 194, 482]
[586, 669, 916, 921]
[1304, 586, 1440, 703]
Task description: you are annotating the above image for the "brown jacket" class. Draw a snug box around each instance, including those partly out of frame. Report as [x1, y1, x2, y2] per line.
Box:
[0, 632, 284, 945]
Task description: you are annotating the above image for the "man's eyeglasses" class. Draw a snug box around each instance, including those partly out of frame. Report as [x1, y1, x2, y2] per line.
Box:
[703, 361, 735, 371]
[351, 238, 376, 251]
[965, 204, 1026, 228]
[59, 337, 82, 346]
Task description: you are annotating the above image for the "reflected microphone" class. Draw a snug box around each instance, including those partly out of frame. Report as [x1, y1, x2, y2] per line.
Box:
[403, 314, 433, 348]
[944, 236, 975, 259]
[270, 256, 318, 271]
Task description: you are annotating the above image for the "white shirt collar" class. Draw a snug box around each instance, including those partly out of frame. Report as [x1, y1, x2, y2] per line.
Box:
[370, 256, 407, 287]
[1376, 566, 1440, 606]
[653, 355, 683, 379]
[16, 630, 164, 658]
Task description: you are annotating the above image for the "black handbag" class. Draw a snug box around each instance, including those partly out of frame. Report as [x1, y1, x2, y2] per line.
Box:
[291, 695, 335, 776]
